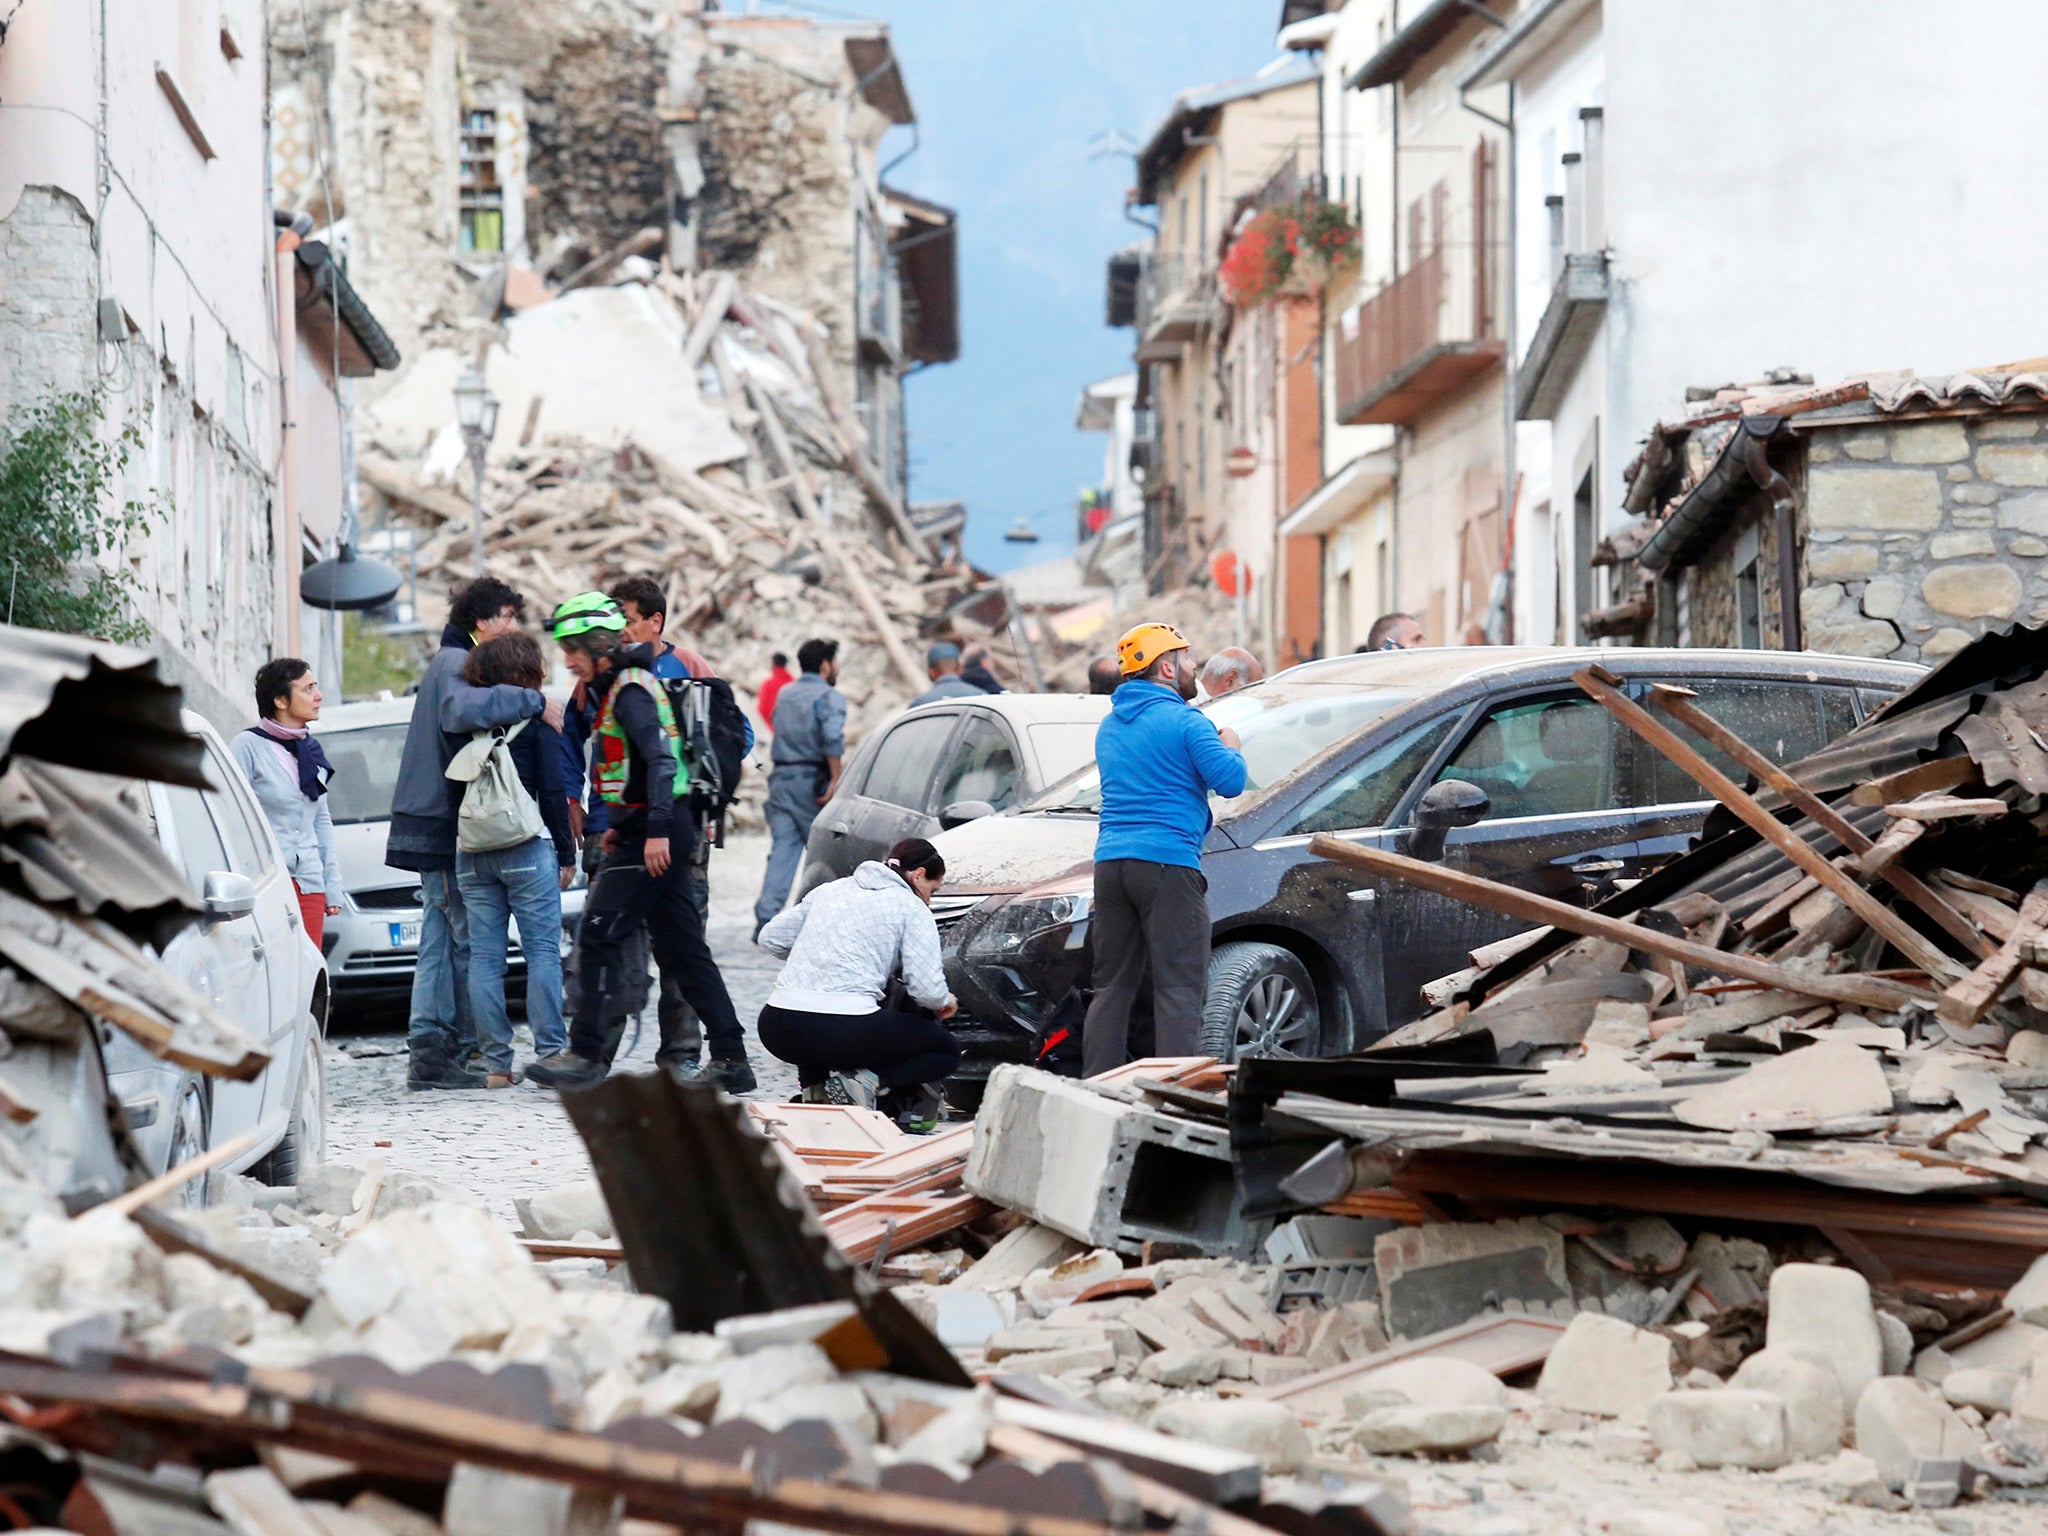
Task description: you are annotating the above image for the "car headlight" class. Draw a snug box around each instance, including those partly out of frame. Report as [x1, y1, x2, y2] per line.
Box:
[960, 886, 1092, 1028]
[964, 890, 1092, 963]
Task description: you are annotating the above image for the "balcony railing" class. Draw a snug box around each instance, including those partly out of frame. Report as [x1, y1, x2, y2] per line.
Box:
[1136, 251, 1221, 358]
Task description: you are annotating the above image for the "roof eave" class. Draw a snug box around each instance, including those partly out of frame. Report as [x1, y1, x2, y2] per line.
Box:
[1348, 0, 1501, 90]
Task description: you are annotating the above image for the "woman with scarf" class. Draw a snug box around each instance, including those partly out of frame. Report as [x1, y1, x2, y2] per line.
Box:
[230, 658, 342, 945]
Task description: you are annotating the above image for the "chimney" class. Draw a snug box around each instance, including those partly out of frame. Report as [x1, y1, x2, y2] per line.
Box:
[1578, 106, 1606, 251]
[1545, 194, 1565, 284]
[1561, 152, 1584, 255]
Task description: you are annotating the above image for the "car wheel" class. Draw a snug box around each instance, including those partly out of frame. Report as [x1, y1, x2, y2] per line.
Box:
[941, 1075, 987, 1115]
[252, 1034, 326, 1187]
[1198, 942, 1322, 1064]
[164, 1076, 212, 1209]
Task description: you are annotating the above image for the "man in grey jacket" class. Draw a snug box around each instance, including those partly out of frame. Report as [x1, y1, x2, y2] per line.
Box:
[388, 577, 563, 1090]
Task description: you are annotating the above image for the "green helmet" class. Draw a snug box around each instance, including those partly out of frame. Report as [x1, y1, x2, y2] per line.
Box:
[550, 591, 626, 641]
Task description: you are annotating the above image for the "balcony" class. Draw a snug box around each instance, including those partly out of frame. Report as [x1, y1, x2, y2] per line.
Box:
[1136, 251, 1222, 362]
[1334, 245, 1504, 426]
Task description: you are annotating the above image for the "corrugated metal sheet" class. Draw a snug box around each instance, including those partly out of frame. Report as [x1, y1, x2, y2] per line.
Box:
[0, 624, 208, 788]
[0, 760, 197, 948]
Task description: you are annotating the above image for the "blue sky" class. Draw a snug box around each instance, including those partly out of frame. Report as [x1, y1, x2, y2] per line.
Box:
[855, 2, 1283, 573]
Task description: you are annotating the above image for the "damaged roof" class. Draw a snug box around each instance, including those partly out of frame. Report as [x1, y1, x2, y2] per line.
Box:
[843, 31, 915, 126]
[294, 240, 400, 376]
[0, 624, 207, 788]
[1133, 54, 1319, 206]
[884, 187, 958, 365]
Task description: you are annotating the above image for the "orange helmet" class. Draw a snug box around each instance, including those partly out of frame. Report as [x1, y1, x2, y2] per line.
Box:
[1117, 621, 1190, 676]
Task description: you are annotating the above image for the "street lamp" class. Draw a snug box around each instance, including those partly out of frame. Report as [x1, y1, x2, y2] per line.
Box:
[454, 367, 499, 578]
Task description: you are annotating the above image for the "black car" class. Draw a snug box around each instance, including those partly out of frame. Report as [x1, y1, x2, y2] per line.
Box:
[927, 646, 1922, 1103]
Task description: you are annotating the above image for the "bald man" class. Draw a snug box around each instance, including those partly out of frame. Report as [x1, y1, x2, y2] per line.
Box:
[1198, 647, 1264, 703]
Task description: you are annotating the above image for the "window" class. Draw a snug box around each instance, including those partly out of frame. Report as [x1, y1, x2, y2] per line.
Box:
[935, 717, 1021, 811]
[863, 715, 956, 810]
[321, 723, 411, 825]
[1292, 716, 1458, 835]
[1437, 696, 1620, 820]
[1640, 682, 1824, 807]
[1819, 687, 1860, 744]
[205, 741, 272, 877]
[459, 108, 504, 254]
[164, 784, 231, 896]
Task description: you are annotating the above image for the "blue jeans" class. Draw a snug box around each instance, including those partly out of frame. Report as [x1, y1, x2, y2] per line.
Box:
[406, 867, 472, 1062]
[754, 766, 823, 927]
[457, 837, 566, 1072]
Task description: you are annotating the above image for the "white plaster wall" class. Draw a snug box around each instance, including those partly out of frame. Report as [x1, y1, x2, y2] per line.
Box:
[1605, 0, 2048, 489]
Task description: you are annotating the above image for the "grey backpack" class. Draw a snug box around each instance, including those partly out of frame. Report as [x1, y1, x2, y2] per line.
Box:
[447, 719, 545, 853]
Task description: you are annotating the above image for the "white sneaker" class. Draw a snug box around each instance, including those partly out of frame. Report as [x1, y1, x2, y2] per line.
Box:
[823, 1070, 879, 1110]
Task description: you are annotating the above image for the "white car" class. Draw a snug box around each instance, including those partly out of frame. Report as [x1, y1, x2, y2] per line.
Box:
[110, 712, 328, 1192]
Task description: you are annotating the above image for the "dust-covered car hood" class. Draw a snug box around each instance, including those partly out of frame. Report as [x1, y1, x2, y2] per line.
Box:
[928, 809, 1099, 896]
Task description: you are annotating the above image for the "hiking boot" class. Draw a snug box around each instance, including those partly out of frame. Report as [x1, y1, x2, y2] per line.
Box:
[885, 1083, 944, 1135]
[408, 1048, 487, 1091]
[526, 1051, 608, 1090]
[485, 1071, 521, 1090]
[678, 1055, 757, 1094]
[822, 1069, 879, 1110]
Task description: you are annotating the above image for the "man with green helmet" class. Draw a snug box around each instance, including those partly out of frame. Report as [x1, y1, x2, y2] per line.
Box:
[530, 593, 756, 1091]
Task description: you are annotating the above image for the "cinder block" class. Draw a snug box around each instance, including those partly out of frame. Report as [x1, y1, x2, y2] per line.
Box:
[964, 1066, 1250, 1256]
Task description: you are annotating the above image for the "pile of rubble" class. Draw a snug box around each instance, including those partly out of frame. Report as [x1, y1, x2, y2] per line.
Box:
[356, 265, 1037, 730]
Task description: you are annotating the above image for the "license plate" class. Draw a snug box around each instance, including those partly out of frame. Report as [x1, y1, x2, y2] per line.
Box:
[388, 921, 421, 948]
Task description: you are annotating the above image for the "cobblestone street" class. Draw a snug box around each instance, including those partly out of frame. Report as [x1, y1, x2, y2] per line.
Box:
[324, 832, 799, 1222]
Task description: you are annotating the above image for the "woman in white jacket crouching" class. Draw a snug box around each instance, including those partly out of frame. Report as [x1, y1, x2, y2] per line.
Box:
[756, 837, 962, 1130]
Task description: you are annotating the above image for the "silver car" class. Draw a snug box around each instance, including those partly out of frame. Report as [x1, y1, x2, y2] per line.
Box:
[315, 696, 585, 1013]
[111, 712, 329, 1189]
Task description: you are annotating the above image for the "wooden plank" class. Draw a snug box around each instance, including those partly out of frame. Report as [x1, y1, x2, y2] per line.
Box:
[1306, 835, 1921, 1011]
[519, 1237, 625, 1261]
[1577, 666, 1955, 981]
[1248, 1314, 1570, 1421]
[1932, 880, 2021, 942]
[1850, 757, 1978, 807]
[204, 1467, 328, 1536]
[1647, 684, 1991, 958]
[135, 1206, 316, 1319]
[1887, 795, 2008, 821]
[679, 270, 739, 370]
[1857, 817, 1926, 877]
[1938, 881, 2048, 1026]
[100, 1133, 258, 1218]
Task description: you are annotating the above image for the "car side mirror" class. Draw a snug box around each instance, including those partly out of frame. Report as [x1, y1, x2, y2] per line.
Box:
[939, 799, 996, 831]
[1409, 779, 1490, 862]
[202, 870, 256, 921]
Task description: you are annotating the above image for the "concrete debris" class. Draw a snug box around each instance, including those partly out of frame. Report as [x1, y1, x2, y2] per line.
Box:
[1149, 1398, 1313, 1474]
[514, 1181, 613, 1242]
[1535, 1313, 1675, 1418]
[1764, 1263, 1884, 1409]
[1729, 1346, 1846, 1455]
[1853, 1377, 1984, 1490]
[1647, 1389, 1791, 1469]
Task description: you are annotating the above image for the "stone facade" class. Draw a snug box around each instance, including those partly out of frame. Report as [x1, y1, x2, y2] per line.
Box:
[1799, 410, 2048, 663]
[0, 188, 97, 421]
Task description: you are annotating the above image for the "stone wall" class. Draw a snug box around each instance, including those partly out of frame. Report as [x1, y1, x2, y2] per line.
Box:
[1799, 411, 2048, 663]
[0, 187, 97, 422]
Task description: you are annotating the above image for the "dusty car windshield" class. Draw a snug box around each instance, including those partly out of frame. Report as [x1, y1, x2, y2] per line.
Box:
[1025, 688, 1417, 816]
[318, 723, 412, 825]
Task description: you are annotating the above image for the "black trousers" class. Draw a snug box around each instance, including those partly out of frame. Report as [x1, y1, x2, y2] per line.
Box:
[1081, 858, 1210, 1076]
[757, 1003, 962, 1093]
[571, 832, 744, 1061]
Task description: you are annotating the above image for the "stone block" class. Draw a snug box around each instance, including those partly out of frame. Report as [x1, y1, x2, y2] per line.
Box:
[985, 1325, 1109, 1361]
[1345, 1357, 1507, 1411]
[1878, 1309, 1914, 1376]
[1806, 612, 1903, 658]
[707, 1342, 836, 1422]
[1852, 1377, 1981, 1490]
[1149, 1399, 1312, 1473]
[1999, 490, 2048, 532]
[1941, 1367, 2016, 1413]
[1808, 467, 1943, 531]
[740, 1380, 881, 1440]
[1018, 1248, 1126, 1317]
[296, 1163, 368, 1218]
[1808, 544, 1879, 580]
[1922, 562, 2020, 618]
[1647, 1389, 1790, 1470]
[2006, 1252, 2048, 1323]
[2014, 536, 2048, 557]
[989, 1342, 1118, 1379]
[1860, 576, 1905, 619]
[1375, 1218, 1569, 1338]
[1731, 1347, 1844, 1456]
[1186, 1287, 1280, 1349]
[897, 1389, 993, 1469]
[1245, 1355, 1313, 1387]
[892, 1283, 1010, 1347]
[1842, 433, 1889, 461]
[1138, 1346, 1221, 1385]
[1978, 443, 2048, 485]
[1952, 483, 2001, 504]
[1350, 1403, 1507, 1455]
[956, 1222, 1084, 1289]
[1920, 628, 1972, 658]
[1800, 583, 1845, 624]
[1981, 417, 2041, 440]
[1891, 421, 1970, 464]
[1929, 529, 1996, 558]
[1535, 1313, 1673, 1418]
[442, 1463, 620, 1536]
[514, 1182, 612, 1242]
[1767, 1263, 1883, 1409]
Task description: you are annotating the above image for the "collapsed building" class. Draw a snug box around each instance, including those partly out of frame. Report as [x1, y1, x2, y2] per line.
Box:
[267, 2, 1012, 728]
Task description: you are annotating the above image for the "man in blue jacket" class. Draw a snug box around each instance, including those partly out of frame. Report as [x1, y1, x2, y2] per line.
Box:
[1082, 622, 1246, 1074]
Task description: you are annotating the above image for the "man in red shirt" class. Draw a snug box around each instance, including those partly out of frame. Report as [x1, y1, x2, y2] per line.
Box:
[758, 652, 794, 733]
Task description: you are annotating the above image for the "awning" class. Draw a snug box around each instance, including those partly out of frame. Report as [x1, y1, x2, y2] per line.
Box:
[1278, 450, 1397, 537]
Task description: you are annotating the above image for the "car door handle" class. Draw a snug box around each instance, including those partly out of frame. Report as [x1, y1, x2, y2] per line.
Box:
[1570, 858, 1624, 875]
[827, 822, 850, 837]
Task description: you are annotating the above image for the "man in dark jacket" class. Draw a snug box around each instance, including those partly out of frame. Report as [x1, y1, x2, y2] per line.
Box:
[530, 593, 754, 1092]
[388, 577, 561, 1090]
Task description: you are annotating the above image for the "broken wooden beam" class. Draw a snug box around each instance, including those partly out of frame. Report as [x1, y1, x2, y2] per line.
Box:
[1887, 795, 2008, 821]
[1938, 880, 2048, 1027]
[1849, 757, 1978, 807]
[1305, 835, 1921, 1010]
[1856, 817, 1926, 878]
[1646, 684, 1992, 959]
[1578, 666, 1956, 981]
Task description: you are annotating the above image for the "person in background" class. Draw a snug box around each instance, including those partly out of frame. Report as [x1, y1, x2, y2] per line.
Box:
[1083, 622, 1247, 1075]
[1459, 620, 1491, 646]
[758, 651, 794, 731]
[754, 637, 845, 938]
[388, 577, 562, 1092]
[455, 633, 576, 1088]
[960, 645, 1003, 694]
[758, 837, 963, 1132]
[909, 641, 983, 708]
[1197, 647, 1264, 704]
[531, 594, 754, 1091]
[232, 658, 342, 946]
[1359, 612, 1426, 652]
[1086, 656, 1123, 696]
